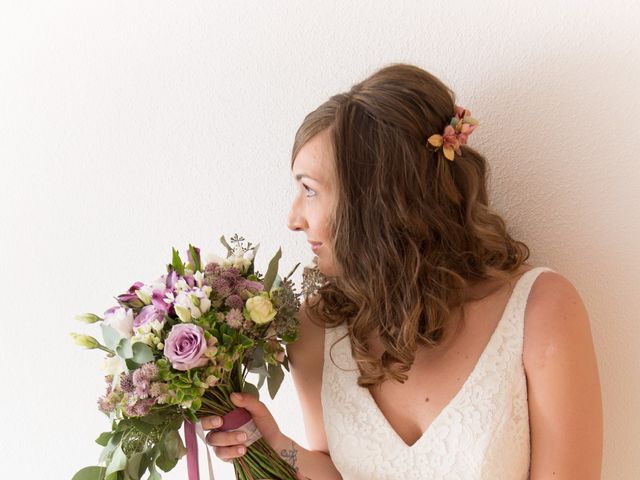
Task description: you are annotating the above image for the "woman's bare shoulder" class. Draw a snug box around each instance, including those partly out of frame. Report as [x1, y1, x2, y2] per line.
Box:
[287, 300, 326, 367]
[521, 268, 603, 477]
[286, 300, 330, 453]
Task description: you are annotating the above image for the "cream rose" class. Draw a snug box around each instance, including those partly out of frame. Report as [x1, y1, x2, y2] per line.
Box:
[245, 292, 277, 325]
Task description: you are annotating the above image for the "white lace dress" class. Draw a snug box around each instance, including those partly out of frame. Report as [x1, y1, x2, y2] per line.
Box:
[321, 266, 555, 479]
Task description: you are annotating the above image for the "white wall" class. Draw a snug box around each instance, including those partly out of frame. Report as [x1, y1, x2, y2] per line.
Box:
[1, 1, 638, 478]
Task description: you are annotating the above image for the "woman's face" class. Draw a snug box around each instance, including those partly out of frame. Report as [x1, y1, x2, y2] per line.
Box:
[287, 128, 337, 277]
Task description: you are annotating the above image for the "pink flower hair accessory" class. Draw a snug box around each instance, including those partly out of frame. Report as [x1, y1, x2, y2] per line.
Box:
[427, 105, 479, 161]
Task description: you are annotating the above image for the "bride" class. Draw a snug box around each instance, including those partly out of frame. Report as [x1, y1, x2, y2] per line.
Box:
[202, 63, 603, 479]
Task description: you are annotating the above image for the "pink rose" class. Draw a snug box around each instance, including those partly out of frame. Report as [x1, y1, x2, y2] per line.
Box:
[163, 323, 209, 371]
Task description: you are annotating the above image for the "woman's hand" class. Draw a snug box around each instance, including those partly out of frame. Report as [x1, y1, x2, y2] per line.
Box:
[201, 392, 285, 461]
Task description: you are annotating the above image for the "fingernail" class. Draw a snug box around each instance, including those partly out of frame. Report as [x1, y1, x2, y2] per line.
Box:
[236, 432, 247, 442]
[231, 392, 242, 400]
[237, 446, 245, 454]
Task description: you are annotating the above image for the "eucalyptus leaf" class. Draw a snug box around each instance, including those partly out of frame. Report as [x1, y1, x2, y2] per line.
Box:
[105, 445, 127, 476]
[124, 452, 145, 480]
[267, 363, 284, 399]
[263, 247, 282, 292]
[95, 432, 112, 447]
[101, 324, 122, 351]
[116, 338, 133, 359]
[155, 451, 178, 473]
[163, 428, 187, 460]
[242, 381, 260, 400]
[71, 466, 106, 480]
[256, 367, 267, 390]
[127, 418, 155, 435]
[131, 342, 155, 364]
[98, 432, 121, 464]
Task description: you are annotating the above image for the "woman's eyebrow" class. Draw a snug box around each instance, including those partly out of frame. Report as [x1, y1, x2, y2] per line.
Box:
[294, 173, 320, 183]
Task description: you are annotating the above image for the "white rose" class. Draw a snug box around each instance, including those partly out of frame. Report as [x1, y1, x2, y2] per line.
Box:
[245, 292, 277, 325]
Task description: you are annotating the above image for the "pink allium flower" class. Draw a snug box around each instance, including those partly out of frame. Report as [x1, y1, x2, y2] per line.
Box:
[119, 373, 135, 393]
[140, 362, 159, 380]
[225, 294, 244, 310]
[225, 308, 244, 329]
[212, 278, 231, 297]
[149, 382, 168, 398]
[205, 262, 221, 274]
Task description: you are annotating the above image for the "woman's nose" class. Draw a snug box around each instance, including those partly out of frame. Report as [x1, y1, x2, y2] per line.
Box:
[287, 208, 306, 232]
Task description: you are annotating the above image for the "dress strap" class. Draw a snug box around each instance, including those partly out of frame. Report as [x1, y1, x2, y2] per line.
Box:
[510, 266, 556, 346]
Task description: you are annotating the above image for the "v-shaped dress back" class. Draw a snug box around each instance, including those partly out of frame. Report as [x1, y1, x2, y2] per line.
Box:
[321, 266, 555, 479]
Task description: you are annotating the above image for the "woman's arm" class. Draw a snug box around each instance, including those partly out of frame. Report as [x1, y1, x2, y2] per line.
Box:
[202, 394, 342, 480]
[270, 432, 343, 480]
[524, 272, 603, 479]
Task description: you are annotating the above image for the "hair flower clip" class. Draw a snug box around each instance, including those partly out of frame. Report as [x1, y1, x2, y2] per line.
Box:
[427, 105, 479, 161]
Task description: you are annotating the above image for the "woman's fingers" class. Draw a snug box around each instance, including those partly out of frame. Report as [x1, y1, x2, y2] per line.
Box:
[200, 415, 222, 430]
[205, 429, 248, 447]
[212, 443, 247, 461]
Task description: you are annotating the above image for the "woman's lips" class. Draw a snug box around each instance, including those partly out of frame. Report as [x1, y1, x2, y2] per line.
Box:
[309, 242, 322, 252]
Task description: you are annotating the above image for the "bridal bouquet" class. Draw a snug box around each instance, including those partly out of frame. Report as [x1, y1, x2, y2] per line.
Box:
[71, 234, 302, 480]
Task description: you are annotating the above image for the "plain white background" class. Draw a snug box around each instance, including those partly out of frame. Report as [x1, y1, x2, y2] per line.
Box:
[1, 1, 639, 478]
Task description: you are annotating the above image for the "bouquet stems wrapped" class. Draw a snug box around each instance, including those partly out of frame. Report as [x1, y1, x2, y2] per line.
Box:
[71, 234, 302, 480]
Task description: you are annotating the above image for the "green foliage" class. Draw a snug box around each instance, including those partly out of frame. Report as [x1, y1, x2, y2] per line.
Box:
[101, 324, 121, 351]
[188, 244, 201, 272]
[116, 338, 133, 359]
[267, 363, 284, 400]
[263, 247, 282, 292]
[95, 432, 112, 447]
[72, 466, 106, 480]
[131, 342, 155, 364]
[171, 247, 184, 276]
[242, 381, 259, 400]
[105, 445, 127, 476]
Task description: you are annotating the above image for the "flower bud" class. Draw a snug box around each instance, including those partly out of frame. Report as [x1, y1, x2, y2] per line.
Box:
[75, 313, 102, 324]
[70, 333, 99, 349]
[135, 289, 152, 305]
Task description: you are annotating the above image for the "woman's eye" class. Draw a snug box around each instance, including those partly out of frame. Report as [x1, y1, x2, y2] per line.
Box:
[303, 184, 316, 198]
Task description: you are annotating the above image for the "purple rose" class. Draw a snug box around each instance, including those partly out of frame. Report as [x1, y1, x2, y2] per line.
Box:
[163, 323, 209, 371]
[133, 305, 165, 330]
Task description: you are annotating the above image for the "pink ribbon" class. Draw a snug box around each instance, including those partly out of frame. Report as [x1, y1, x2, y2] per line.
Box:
[185, 420, 200, 480]
[184, 407, 263, 480]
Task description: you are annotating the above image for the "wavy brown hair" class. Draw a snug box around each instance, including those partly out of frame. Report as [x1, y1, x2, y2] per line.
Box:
[292, 63, 530, 389]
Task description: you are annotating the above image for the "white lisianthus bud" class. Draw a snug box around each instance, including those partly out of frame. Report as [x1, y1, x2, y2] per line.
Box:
[156, 342, 164, 350]
[135, 288, 152, 305]
[194, 271, 204, 288]
[190, 294, 201, 308]
[75, 313, 102, 324]
[70, 333, 99, 349]
[174, 304, 192, 322]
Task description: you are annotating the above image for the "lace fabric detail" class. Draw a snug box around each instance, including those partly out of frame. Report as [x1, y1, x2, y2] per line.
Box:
[320, 267, 555, 479]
